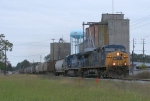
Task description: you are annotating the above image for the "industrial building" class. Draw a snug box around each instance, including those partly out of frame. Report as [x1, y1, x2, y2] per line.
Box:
[50, 38, 71, 61]
[50, 13, 130, 61]
[80, 13, 130, 55]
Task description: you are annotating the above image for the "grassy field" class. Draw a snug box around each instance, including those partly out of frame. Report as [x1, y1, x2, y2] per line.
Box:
[0, 74, 150, 101]
[130, 71, 150, 79]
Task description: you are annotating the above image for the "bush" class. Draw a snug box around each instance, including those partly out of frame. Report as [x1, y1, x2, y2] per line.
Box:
[131, 71, 150, 79]
[138, 64, 147, 69]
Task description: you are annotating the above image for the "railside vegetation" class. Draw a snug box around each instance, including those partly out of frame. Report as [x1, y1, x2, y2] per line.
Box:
[130, 71, 150, 79]
[0, 74, 150, 101]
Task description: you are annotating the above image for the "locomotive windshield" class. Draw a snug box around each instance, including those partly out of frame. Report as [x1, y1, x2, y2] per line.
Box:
[105, 47, 126, 52]
[116, 48, 126, 52]
[105, 48, 115, 52]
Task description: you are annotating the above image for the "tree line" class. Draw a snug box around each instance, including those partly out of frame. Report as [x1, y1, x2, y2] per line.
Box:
[13, 54, 50, 70]
[131, 53, 150, 63]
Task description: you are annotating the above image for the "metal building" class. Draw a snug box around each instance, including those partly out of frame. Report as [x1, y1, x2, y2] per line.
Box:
[50, 38, 71, 61]
[82, 13, 130, 55]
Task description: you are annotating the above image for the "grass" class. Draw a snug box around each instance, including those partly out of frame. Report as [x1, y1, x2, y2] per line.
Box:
[0, 74, 150, 101]
[130, 71, 150, 79]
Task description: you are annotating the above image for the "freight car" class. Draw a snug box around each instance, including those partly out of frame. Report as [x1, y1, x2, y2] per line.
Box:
[54, 59, 65, 76]
[35, 63, 43, 74]
[31, 66, 36, 74]
[47, 61, 56, 73]
[19, 62, 52, 74]
[43, 62, 48, 73]
[34, 62, 55, 74]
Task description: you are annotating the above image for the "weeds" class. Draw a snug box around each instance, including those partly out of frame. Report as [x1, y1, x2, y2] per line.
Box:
[0, 74, 150, 101]
[130, 71, 150, 79]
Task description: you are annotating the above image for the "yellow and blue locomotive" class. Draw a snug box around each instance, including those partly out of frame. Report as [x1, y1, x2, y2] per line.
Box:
[64, 44, 129, 78]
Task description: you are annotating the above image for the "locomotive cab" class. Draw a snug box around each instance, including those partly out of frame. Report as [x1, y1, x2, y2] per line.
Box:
[103, 45, 129, 78]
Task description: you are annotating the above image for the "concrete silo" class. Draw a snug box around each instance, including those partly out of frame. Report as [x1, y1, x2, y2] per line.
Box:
[50, 38, 70, 61]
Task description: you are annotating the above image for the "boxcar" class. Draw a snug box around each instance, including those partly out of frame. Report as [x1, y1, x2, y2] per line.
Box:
[47, 61, 56, 73]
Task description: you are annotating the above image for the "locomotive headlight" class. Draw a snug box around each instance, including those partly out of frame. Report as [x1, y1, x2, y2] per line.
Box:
[117, 52, 119, 56]
[113, 63, 115, 65]
[124, 63, 127, 65]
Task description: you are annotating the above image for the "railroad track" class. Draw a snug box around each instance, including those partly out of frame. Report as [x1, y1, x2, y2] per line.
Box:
[17, 73, 150, 82]
[118, 78, 150, 82]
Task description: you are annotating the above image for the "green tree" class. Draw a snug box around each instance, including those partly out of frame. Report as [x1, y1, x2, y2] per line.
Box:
[0, 34, 5, 60]
[7, 63, 12, 71]
[0, 34, 13, 73]
[0, 61, 4, 70]
[16, 62, 21, 69]
[0, 34, 13, 60]
[21, 60, 30, 68]
[131, 53, 150, 63]
[14, 60, 37, 70]
[44, 54, 50, 61]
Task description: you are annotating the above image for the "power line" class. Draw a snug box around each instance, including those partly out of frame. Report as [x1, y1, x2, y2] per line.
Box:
[9, 51, 49, 57]
[142, 35, 150, 39]
[129, 7, 150, 18]
[14, 38, 60, 46]
[131, 22, 150, 30]
[131, 14, 150, 26]
[14, 39, 51, 46]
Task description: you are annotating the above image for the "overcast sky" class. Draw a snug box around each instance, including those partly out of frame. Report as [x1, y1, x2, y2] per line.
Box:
[1, 0, 150, 66]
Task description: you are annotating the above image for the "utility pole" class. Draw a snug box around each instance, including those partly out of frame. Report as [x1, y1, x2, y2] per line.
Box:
[132, 38, 135, 75]
[40, 55, 42, 62]
[132, 38, 135, 64]
[132, 51, 133, 75]
[142, 39, 145, 64]
[4, 40, 8, 75]
[112, 0, 114, 14]
[4, 43, 6, 75]
[83, 22, 84, 52]
[51, 39, 55, 61]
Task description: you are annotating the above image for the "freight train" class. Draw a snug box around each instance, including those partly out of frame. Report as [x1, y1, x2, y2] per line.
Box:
[19, 44, 129, 78]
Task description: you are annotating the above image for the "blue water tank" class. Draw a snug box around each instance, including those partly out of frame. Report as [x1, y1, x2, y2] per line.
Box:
[70, 29, 84, 39]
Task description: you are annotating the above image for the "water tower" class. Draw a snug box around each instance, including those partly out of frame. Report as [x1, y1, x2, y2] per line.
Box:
[70, 29, 83, 54]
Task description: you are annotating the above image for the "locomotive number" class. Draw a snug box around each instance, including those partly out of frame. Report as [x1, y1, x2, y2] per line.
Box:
[113, 56, 122, 60]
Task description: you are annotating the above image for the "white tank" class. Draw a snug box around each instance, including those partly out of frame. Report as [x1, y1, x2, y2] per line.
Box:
[43, 62, 48, 72]
[55, 59, 64, 72]
[38, 63, 43, 73]
[35, 65, 39, 73]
